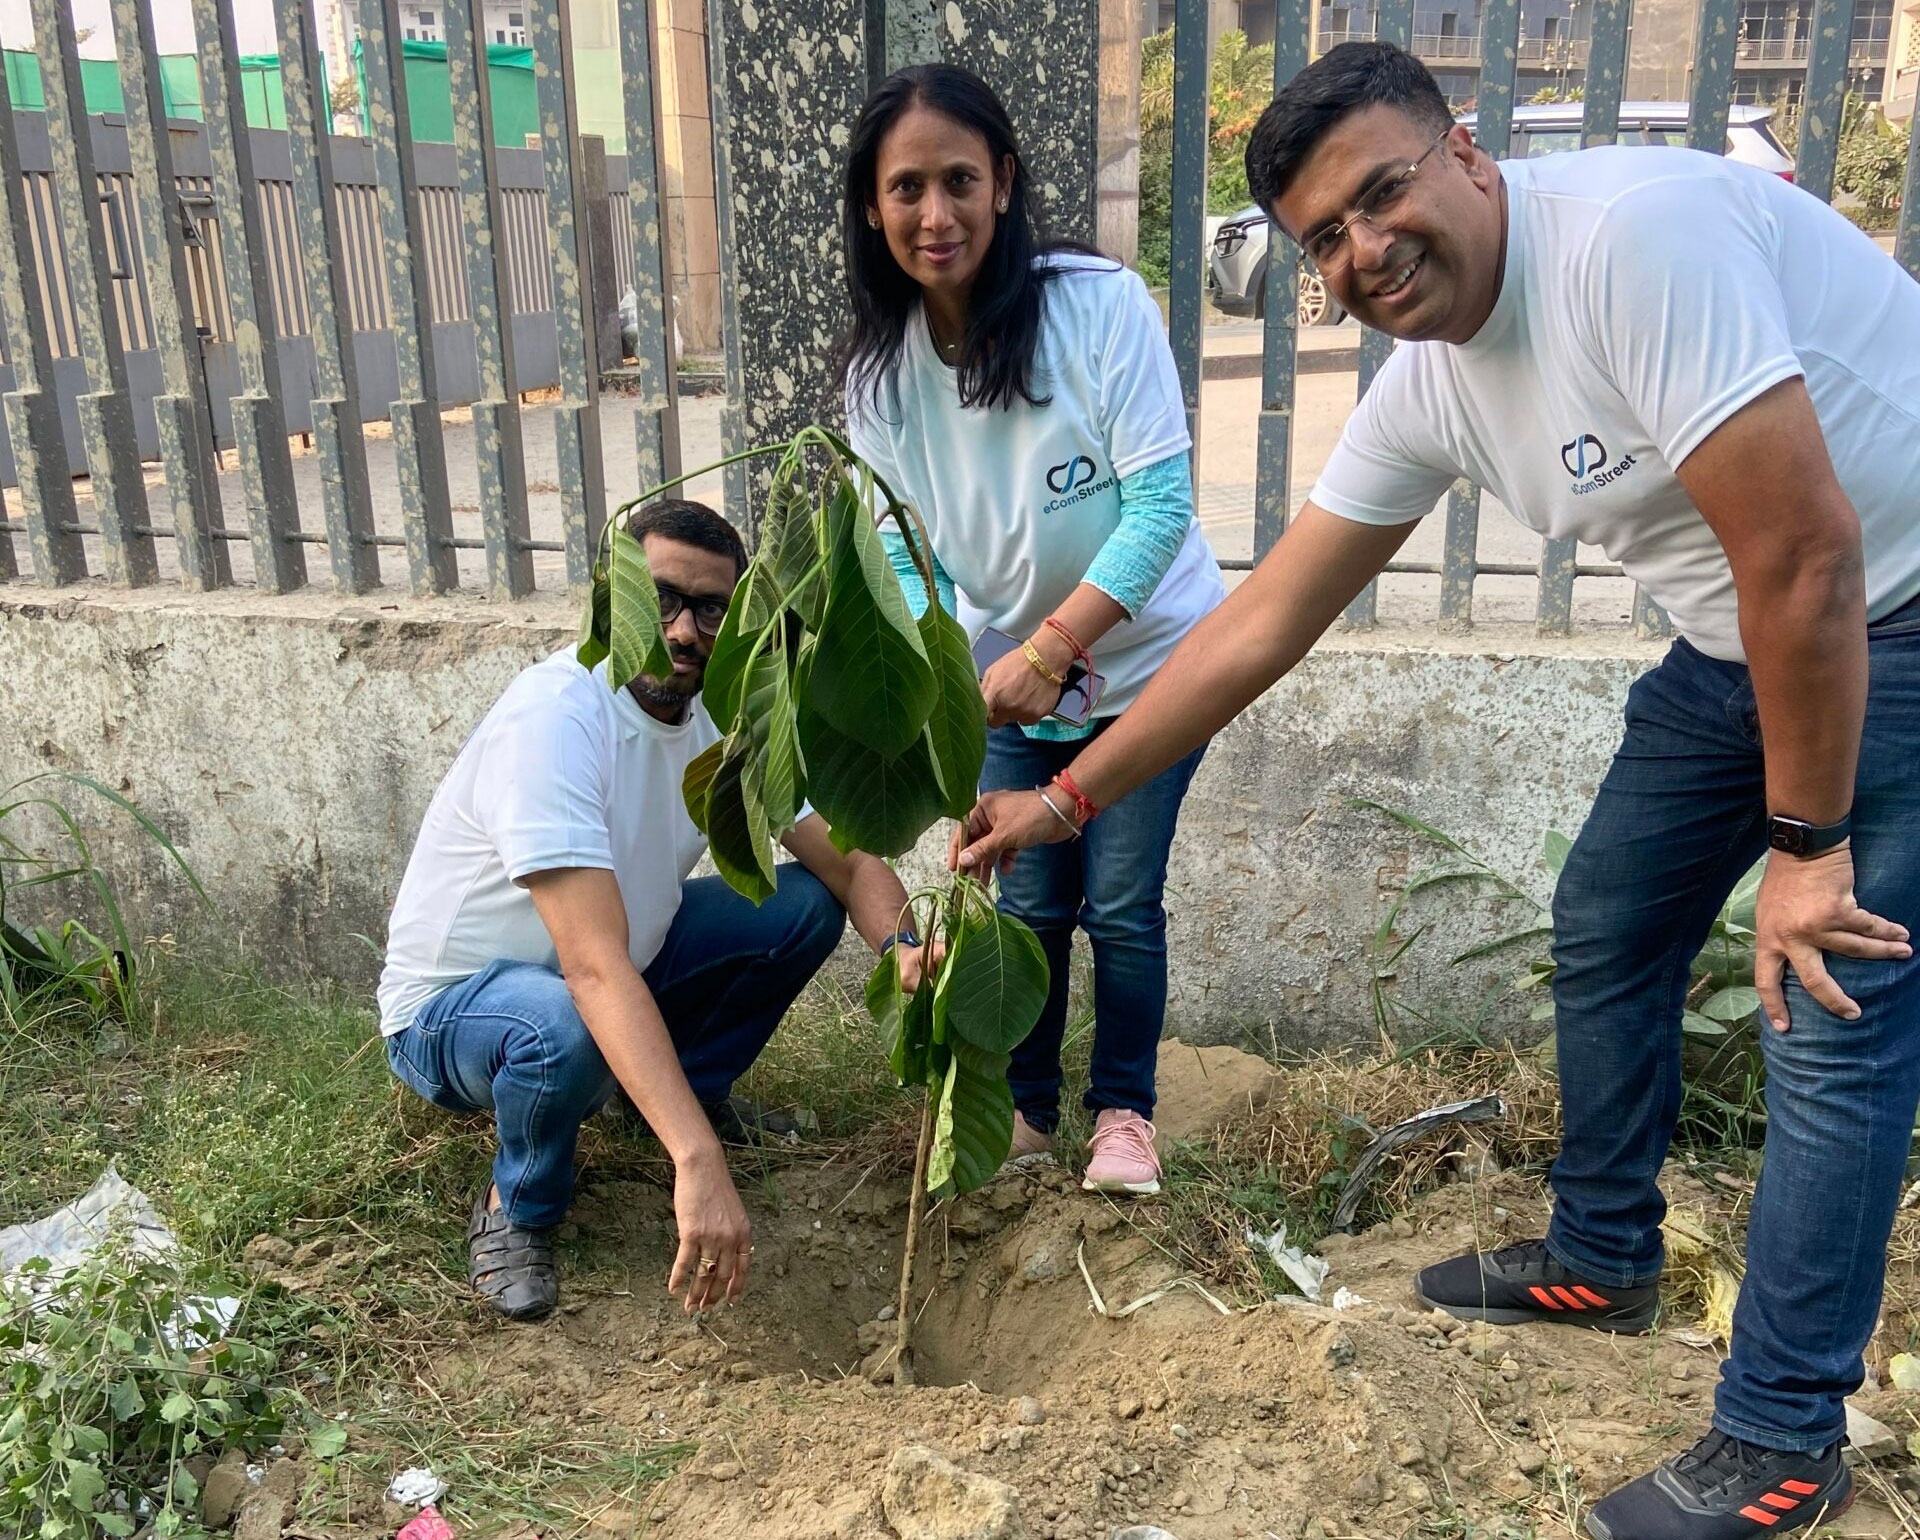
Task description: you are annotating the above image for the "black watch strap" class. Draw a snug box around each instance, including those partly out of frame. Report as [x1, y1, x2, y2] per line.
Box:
[1767, 814, 1851, 858]
[879, 929, 920, 957]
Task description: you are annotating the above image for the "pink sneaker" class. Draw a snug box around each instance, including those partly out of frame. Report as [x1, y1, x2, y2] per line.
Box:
[1007, 1111, 1053, 1161]
[1082, 1108, 1162, 1196]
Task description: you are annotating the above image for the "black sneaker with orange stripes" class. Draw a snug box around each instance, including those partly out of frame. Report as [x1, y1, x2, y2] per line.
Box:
[1414, 1238, 1660, 1332]
[1586, 1429, 1851, 1539]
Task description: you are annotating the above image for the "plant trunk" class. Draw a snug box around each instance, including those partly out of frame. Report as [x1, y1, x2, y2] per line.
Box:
[893, 1091, 936, 1387]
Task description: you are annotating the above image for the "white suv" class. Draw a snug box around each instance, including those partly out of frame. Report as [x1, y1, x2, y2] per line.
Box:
[1207, 102, 1797, 326]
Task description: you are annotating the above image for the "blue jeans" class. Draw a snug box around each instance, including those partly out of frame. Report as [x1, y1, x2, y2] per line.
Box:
[1545, 599, 1920, 1451]
[386, 866, 845, 1229]
[980, 722, 1206, 1133]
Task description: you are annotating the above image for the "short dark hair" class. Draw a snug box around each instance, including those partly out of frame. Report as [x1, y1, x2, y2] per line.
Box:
[624, 497, 747, 579]
[1245, 42, 1455, 210]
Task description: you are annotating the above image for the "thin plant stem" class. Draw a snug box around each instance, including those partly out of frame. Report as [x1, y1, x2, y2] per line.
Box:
[893, 1093, 937, 1388]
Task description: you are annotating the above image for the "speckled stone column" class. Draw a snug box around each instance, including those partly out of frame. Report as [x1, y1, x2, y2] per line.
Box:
[706, 0, 1132, 527]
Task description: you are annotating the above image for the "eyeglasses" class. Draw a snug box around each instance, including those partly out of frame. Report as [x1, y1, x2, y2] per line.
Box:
[1300, 127, 1454, 275]
[657, 584, 731, 638]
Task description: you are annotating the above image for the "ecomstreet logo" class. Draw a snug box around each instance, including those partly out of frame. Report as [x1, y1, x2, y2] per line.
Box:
[1561, 431, 1637, 496]
[1046, 455, 1097, 495]
[1041, 452, 1114, 515]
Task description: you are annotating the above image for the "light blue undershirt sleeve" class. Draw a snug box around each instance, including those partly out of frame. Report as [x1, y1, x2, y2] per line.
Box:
[1080, 449, 1194, 620]
[878, 523, 956, 620]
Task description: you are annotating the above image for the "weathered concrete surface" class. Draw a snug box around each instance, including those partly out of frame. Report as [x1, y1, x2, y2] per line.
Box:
[1, 592, 1660, 1049]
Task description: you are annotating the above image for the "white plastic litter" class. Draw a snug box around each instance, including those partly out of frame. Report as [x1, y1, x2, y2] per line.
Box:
[1330, 1286, 1372, 1311]
[386, 1467, 449, 1506]
[0, 1164, 171, 1281]
[1244, 1223, 1329, 1303]
[0, 1166, 238, 1340]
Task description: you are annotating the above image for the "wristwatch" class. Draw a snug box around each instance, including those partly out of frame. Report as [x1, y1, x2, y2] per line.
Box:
[879, 929, 920, 957]
[1767, 813, 1851, 858]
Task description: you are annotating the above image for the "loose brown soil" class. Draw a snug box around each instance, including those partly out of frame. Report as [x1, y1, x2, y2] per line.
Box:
[253, 1044, 1920, 1540]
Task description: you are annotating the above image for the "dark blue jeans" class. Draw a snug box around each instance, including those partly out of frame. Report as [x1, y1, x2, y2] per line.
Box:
[1545, 600, 1920, 1452]
[386, 866, 845, 1229]
[981, 722, 1206, 1132]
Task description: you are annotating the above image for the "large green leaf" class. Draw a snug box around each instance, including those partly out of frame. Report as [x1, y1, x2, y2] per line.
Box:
[705, 733, 776, 903]
[882, 962, 938, 1087]
[796, 695, 946, 858]
[761, 455, 826, 628]
[941, 908, 1049, 1054]
[928, 1037, 1015, 1195]
[919, 599, 987, 819]
[1700, 984, 1763, 1023]
[577, 558, 611, 670]
[701, 565, 782, 734]
[741, 648, 805, 831]
[606, 525, 674, 690]
[682, 738, 725, 832]
[807, 482, 936, 757]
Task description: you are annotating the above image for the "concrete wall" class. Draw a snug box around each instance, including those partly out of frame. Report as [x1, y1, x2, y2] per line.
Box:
[1, 592, 1662, 1050]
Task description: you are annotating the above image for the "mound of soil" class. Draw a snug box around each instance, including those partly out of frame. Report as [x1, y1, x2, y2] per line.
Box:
[267, 1046, 1920, 1538]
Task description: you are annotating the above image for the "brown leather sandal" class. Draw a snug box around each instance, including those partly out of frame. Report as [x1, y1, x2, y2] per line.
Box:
[467, 1190, 557, 1321]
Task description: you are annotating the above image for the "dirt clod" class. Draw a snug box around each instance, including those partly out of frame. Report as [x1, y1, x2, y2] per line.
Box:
[883, 1444, 1027, 1540]
[199, 1464, 250, 1528]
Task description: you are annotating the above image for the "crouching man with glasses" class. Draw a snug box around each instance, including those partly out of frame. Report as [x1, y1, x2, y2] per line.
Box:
[377, 499, 932, 1323]
[952, 42, 1920, 1540]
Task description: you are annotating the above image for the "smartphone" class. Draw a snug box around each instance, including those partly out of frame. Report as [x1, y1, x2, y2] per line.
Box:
[971, 627, 1106, 727]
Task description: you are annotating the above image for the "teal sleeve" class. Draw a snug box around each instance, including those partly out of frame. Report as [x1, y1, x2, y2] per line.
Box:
[1080, 449, 1194, 619]
[878, 522, 956, 620]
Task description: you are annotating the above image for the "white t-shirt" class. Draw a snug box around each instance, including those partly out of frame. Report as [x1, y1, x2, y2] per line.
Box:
[1312, 148, 1920, 662]
[376, 649, 720, 1036]
[847, 255, 1226, 714]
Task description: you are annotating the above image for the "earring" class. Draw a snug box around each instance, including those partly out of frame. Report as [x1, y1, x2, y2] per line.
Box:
[997, 198, 1008, 213]
[866, 211, 880, 229]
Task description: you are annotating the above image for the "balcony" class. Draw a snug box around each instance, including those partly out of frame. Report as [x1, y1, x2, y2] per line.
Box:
[1514, 35, 1591, 66]
[1732, 37, 1890, 66]
[1889, 62, 1919, 118]
[1412, 31, 1481, 60]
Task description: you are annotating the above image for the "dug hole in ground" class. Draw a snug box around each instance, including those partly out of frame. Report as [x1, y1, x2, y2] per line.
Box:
[241, 1039, 1920, 1540]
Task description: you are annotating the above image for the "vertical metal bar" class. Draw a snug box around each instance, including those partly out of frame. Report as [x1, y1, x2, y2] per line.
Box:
[1437, 478, 1479, 627]
[1686, 0, 1740, 154]
[530, 0, 608, 589]
[1253, 0, 1311, 561]
[1897, 106, 1920, 281]
[445, 0, 533, 597]
[1632, 586, 1671, 639]
[617, 0, 682, 501]
[0, 54, 78, 583]
[1169, 0, 1208, 493]
[365, 0, 457, 594]
[275, 0, 381, 593]
[193, 0, 306, 593]
[1795, 0, 1860, 204]
[706, 0, 751, 529]
[113, 0, 229, 590]
[30, 0, 155, 585]
[1579, 0, 1630, 148]
[1341, 0, 1415, 630]
[1477, 0, 1522, 157]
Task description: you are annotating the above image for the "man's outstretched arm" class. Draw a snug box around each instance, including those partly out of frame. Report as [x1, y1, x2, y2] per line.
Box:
[953, 502, 1417, 872]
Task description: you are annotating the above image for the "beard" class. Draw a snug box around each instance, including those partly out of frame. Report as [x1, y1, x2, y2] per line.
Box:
[628, 644, 707, 717]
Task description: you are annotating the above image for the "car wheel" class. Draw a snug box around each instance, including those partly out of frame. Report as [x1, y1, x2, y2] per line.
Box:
[1249, 257, 1267, 319]
[1298, 272, 1336, 327]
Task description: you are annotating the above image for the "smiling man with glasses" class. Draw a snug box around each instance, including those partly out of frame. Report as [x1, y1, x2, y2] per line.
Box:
[376, 498, 931, 1324]
[952, 40, 1920, 1540]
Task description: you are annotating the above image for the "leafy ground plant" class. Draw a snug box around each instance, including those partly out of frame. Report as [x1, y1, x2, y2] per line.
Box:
[864, 873, 1047, 1381]
[1, 773, 206, 1021]
[0, 1237, 289, 1539]
[579, 427, 1048, 1374]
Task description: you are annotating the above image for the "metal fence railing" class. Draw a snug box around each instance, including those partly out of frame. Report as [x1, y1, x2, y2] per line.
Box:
[0, 0, 1916, 639]
[0, 0, 672, 598]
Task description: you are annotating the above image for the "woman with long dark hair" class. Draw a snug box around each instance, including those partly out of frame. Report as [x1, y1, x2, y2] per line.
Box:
[840, 64, 1225, 1195]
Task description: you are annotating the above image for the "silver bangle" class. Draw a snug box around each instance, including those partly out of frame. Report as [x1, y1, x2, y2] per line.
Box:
[1037, 787, 1082, 839]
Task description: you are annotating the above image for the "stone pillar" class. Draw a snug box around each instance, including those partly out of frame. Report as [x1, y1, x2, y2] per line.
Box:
[707, 0, 1136, 525]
